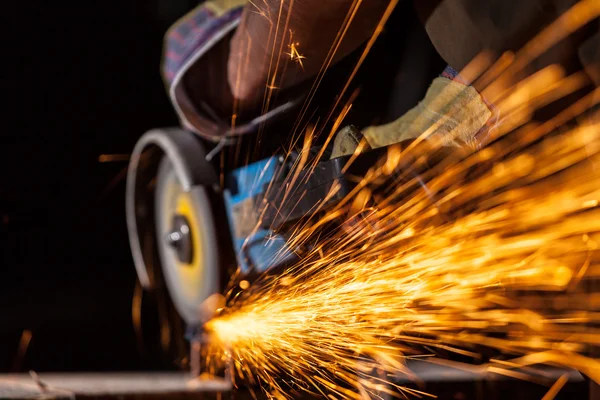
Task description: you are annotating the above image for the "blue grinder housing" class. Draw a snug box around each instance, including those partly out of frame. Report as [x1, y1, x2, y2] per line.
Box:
[223, 157, 298, 275]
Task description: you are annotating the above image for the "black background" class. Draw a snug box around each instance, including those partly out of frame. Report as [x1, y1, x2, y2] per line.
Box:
[1, 0, 201, 372]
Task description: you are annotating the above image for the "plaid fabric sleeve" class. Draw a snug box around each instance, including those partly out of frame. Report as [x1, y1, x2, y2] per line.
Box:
[161, 4, 244, 86]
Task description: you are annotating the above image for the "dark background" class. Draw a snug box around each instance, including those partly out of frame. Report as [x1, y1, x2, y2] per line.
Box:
[1, 0, 202, 372]
[0, 0, 444, 373]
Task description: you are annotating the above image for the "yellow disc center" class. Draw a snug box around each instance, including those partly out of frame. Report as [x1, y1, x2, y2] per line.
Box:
[174, 192, 204, 300]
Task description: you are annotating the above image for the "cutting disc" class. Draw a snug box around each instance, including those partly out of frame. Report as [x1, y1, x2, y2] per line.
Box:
[155, 157, 219, 325]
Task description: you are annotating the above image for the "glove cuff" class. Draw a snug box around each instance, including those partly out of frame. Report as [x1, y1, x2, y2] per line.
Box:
[362, 75, 493, 149]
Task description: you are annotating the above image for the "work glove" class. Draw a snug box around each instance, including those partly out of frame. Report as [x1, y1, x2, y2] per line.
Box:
[331, 68, 495, 158]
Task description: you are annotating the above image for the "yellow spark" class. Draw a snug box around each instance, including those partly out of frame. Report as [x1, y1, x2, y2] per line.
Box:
[239, 280, 251, 290]
[98, 154, 130, 162]
[204, 118, 600, 398]
[541, 374, 569, 400]
[132, 280, 145, 356]
[205, 1, 600, 399]
[286, 36, 306, 70]
[12, 330, 32, 372]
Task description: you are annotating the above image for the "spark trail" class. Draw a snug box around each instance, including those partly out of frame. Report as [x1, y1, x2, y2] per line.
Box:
[201, 1, 600, 398]
[205, 103, 600, 399]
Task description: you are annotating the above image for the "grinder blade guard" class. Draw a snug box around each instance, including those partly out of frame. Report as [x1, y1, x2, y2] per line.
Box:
[126, 128, 235, 329]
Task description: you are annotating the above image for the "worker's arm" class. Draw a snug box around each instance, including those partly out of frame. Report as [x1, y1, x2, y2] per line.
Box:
[227, 0, 390, 104]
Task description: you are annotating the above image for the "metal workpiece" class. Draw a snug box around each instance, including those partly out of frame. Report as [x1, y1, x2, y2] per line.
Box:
[0, 373, 231, 399]
[0, 364, 589, 399]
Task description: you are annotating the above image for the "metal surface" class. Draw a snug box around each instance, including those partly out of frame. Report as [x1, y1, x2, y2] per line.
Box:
[0, 373, 230, 399]
[0, 366, 587, 399]
[155, 157, 219, 325]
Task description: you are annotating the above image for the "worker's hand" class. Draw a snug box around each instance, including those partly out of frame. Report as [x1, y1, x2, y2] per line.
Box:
[228, 0, 390, 105]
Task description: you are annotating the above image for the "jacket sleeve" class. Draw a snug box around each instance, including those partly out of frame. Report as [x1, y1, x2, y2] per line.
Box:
[423, 0, 599, 86]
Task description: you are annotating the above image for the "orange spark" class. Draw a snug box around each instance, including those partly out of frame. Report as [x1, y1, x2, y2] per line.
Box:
[12, 330, 32, 372]
[286, 31, 306, 70]
[206, 1, 600, 399]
